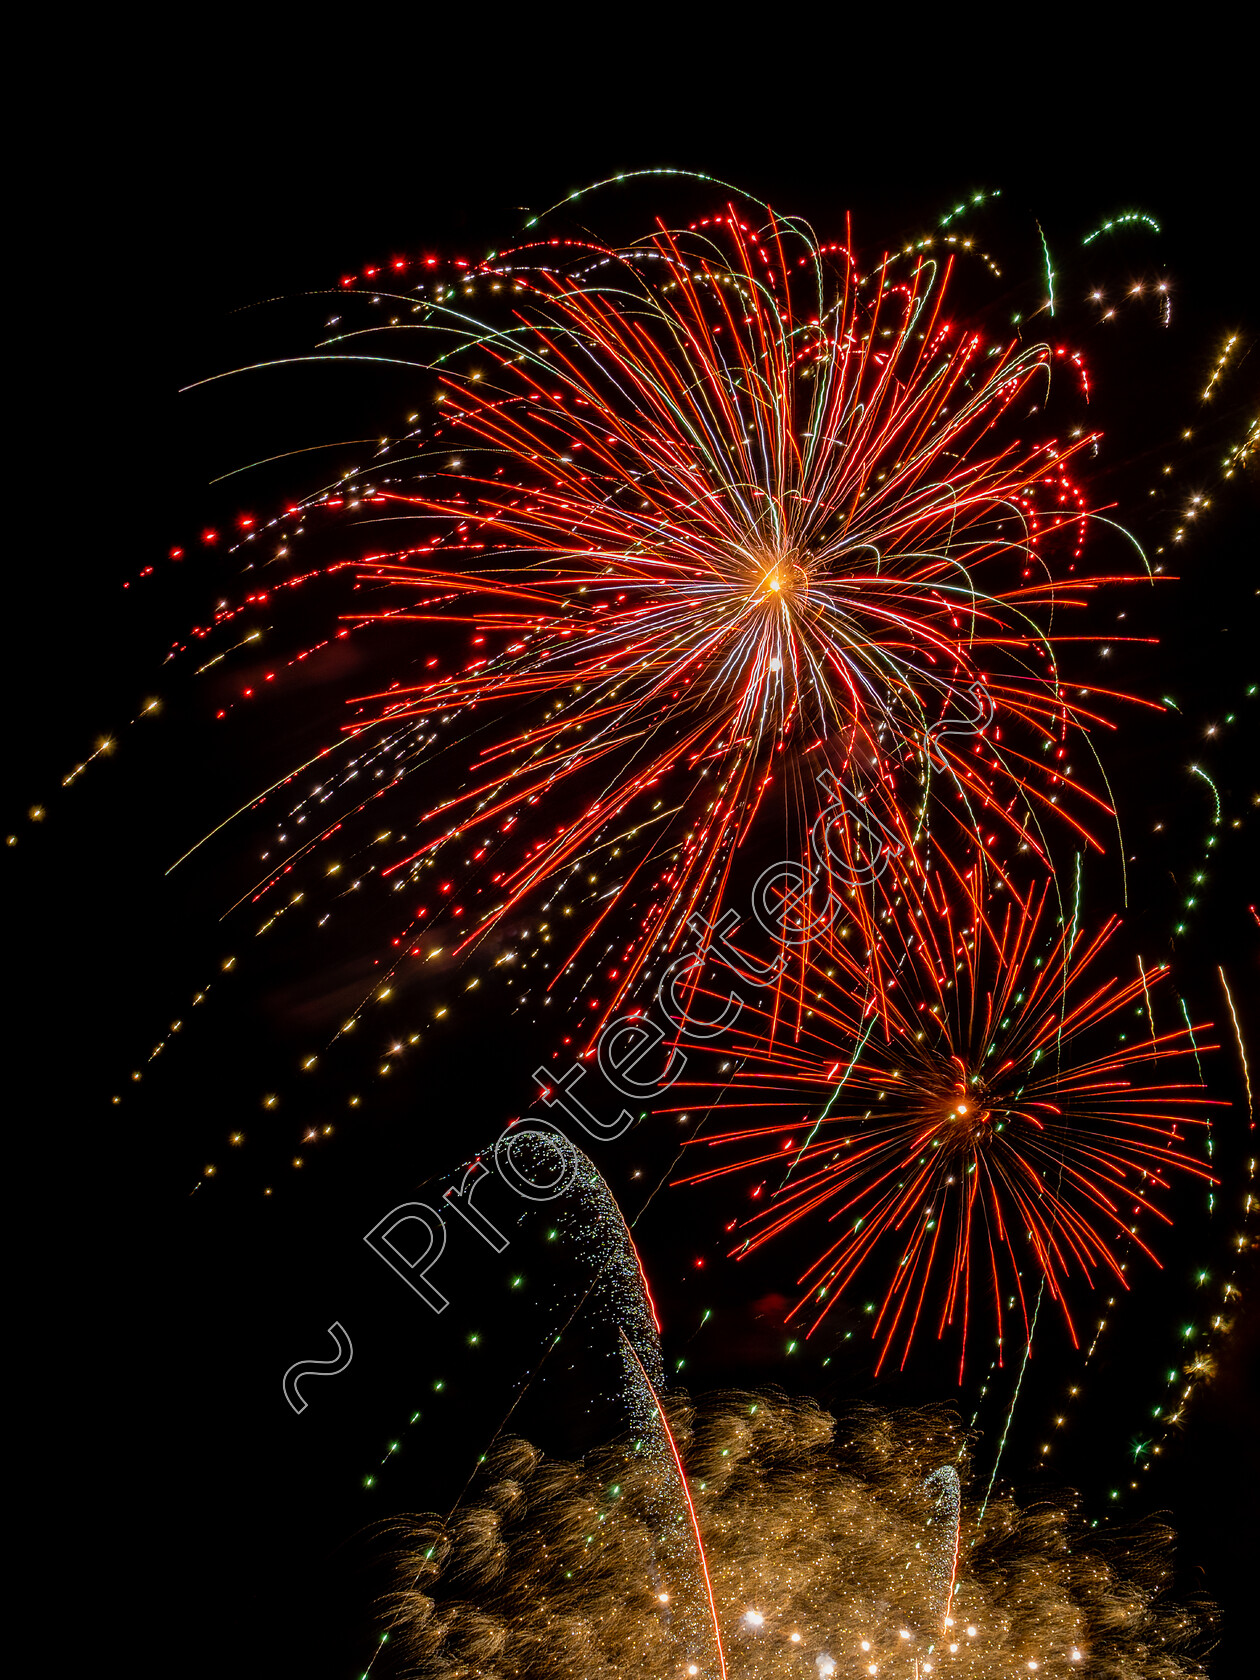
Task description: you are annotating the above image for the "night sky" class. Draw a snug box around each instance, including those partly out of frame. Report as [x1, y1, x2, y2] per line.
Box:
[12, 49, 1256, 1679]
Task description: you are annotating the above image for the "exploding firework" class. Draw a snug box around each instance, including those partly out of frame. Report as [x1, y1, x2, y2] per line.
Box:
[177, 190, 1153, 1052]
[678, 875, 1221, 1376]
[380, 1389, 1210, 1677]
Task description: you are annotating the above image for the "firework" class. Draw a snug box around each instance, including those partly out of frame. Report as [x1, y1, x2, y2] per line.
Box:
[386, 1130, 730, 1671]
[621, 1329, 728, 1680]
[506, 1127, 665, 1390]
[678, 875, 1221, 1376]
[182, 195, 1151, 1051]
[924, 1464, 962, 1626]
[380, 1389, 1209, 1677]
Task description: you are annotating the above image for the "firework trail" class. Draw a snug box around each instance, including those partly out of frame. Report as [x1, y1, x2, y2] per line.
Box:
[495, 1130, 725, 1675]
[510, 1126, 665, 1387]
[924, 1464, 963, 1629]
[387, 1130, 728, 1673]
[545, 1132, 727, 1674]
[621, 1329, 728, 1680]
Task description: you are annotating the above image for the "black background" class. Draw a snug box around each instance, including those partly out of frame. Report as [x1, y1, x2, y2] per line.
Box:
[11, 32, 1256, 1677]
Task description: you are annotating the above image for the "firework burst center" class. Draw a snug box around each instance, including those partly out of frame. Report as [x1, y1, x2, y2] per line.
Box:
[754, 549, 811, 606]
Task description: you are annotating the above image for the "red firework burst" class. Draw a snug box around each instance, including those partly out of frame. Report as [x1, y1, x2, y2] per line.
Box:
[677, 873, 1220, 1376]
[203, 202, 1154, 1034]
